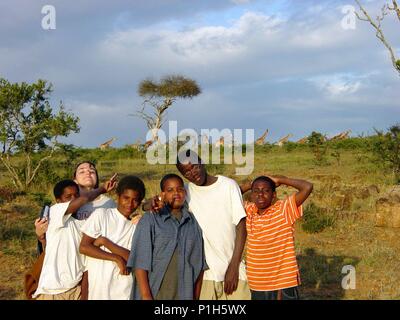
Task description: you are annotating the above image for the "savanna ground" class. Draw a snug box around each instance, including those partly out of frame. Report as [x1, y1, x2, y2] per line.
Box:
[0, 140, 399, 300]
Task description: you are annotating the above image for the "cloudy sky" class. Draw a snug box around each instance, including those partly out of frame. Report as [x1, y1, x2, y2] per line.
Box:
[0, 0, 399, 147]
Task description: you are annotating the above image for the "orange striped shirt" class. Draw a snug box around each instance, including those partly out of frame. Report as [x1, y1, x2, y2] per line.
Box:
[244, 194, 303, 291]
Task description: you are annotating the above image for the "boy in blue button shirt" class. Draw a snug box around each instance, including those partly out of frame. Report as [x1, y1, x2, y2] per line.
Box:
[128, 173, 207, 300]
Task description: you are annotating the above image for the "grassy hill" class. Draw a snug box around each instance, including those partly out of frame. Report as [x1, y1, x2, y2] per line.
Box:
[1, 139, 399, 299]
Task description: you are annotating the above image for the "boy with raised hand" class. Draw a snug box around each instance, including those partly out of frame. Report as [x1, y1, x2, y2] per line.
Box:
[32, 176, 116, 300]
[79, 175, 146, 300]
[128, 173, 207, 300]
[244, 175, 313, 300]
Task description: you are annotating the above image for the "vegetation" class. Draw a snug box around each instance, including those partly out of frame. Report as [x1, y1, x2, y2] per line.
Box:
[136, 75, 201, 143]
[0, 78, 79, 191]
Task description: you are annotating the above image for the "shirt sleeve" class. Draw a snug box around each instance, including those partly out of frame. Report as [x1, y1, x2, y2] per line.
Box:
[230, 180, 247, 225]
[80, 208, 105, 239]
[283, 194, 303, 226]
[127, 213, 153, 272]
[47, 202, 72, 231]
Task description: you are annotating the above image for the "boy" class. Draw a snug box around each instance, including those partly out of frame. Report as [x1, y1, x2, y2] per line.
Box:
[79, 175, 145, 300]
[32, 178, 116, 300]
[128, 173, 207, 300]
[244, 175, 313, 300]
[175, 150, 250, 300]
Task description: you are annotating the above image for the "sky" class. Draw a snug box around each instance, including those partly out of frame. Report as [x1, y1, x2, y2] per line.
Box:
[0, 0, 399, 147]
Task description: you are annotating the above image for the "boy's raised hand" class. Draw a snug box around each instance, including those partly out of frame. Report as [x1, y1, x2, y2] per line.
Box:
[103, 173, 118, 193]
[263, 174, 287, 188]
[150, 194, 165, 213]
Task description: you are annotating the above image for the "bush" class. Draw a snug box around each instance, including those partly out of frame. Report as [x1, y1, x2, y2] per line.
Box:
[370, 124, 400, 183]
[307, 131, 328, 165]
[301, 202, 335, 233]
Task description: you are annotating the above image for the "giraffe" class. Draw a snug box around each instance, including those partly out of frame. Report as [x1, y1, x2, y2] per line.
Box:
[99, 137, 116, 150]
[275, 134, 293, 147]
[296, 136, 308, 144]
[255, 129, 269, 146]
[329, 129, 352, 141]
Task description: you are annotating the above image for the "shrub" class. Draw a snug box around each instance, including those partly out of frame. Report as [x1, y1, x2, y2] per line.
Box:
[307, 131, 328, 165]
[370, 124, 400, 183]
[301, 202, 335, 233]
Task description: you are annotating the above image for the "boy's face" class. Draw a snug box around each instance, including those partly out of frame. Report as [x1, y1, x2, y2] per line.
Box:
[177, 162, 206, 186]
[57, 186, 79, 203]
[117, 189, 141, 217]
[250, 180, 276, 210]
[161, 177, 186, 210]
[74, 162, 97, 189]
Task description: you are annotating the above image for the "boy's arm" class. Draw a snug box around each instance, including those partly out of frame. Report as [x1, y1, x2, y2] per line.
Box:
[270, 175, 313, 206]
[194, 271, 204, 300]
[135, 269, 153, 300]
[94, 236, 130, 261]
[79, 233, 129, 275]
[224, 217, 247, 295]
[66, 174, 117, 215]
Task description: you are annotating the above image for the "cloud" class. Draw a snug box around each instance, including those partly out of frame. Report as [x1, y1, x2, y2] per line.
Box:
[309, 74, 363, 96]
[0, 1, 398, 146]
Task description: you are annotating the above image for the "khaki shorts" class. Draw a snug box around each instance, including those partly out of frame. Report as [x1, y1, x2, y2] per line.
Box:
[36, 285, 81, 300]
[200, 280, 251, 300]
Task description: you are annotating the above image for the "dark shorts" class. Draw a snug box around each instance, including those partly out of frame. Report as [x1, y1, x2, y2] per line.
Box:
[250, 287, 299, 300]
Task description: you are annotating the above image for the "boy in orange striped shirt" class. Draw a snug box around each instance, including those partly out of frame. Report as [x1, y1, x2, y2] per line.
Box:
[243, 175, 313, 300]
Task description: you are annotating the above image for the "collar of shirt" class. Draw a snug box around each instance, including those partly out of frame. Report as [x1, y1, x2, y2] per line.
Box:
[159, 206, 192, 225]
[246, 200, 283, 217]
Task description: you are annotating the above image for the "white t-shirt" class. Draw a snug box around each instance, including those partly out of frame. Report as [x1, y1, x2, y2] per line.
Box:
[74, 195, 116, 269]
[74, 194, 116, 221]
[185, 175, 247, 282]
[33, 202, 85, 298]
[81, 207, 136, 300]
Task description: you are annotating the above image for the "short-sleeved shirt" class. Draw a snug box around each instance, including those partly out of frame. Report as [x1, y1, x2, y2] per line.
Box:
[185, 175, 247, 281]
[73, 195, 116, 221]
[244, 194, 303, 291]
[33, 202, 85, 298]
[127, 207, 207, 300]
[81, 208, 136, 300]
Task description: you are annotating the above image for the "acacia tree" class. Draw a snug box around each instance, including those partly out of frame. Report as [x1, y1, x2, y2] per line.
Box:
[355, 0, 400, 76]
[0, 78, 80, 191]
[136, 75, 201, 143]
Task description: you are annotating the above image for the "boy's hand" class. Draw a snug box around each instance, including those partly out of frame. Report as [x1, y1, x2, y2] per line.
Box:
[224, 261, 239, 295]
[103, 173, 118, 193]
[264, 174, 287, 188]
[114, 255, 129, 275]
[93, 236, 107, 247]
[34, 218, 48, 239]
[150, 195, 165, 213]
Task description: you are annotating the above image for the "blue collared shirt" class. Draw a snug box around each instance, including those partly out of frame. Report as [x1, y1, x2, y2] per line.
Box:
[127, 206, 207, 300]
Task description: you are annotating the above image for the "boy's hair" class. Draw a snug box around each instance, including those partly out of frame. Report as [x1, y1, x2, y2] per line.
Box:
[53, 179, 79, 199]
[73, 161, 99, 188]
[116, 175, 146, 201]
[160, 174, 184, 191]
[251, 176, 276, 193]
[176, 149, 202, 167]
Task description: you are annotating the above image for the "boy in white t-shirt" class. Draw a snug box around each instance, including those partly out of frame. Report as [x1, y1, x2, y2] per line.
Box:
[175, 150, 251, 300]
[33, 178, 116, 300]
[79, 176, 145, 300]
